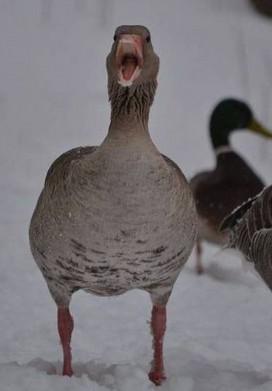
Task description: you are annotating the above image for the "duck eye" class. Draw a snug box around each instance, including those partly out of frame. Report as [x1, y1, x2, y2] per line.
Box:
[146, 35, 151, 43]
[113, 34, 117, 42]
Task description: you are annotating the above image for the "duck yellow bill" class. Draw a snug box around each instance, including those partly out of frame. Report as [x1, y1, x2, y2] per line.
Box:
[249, 118, 272, 138]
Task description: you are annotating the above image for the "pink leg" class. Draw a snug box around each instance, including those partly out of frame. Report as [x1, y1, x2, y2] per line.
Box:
[196, 239, 204, 275]
[149, 305, 167, 386]
[57, 307, 74, 376]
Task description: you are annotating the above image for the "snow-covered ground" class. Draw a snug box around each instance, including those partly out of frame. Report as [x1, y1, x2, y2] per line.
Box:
[1, 0, 272, 390]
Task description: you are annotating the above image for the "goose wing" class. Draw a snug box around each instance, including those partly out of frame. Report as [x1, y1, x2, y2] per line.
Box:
[45, 146, 97, 186]
[220, 195, 258, 232]
[251, 229, 272, 291]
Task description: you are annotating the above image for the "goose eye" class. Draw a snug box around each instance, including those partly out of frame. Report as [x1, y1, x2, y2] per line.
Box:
[146, 35, 151, 43]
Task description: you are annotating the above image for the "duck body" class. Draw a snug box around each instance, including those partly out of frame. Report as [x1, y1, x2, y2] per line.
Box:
[190, 98, 272, 274]
[30, 140, 195, 305]
[221, 185, 272, 289]
[191, 149, 264, 246]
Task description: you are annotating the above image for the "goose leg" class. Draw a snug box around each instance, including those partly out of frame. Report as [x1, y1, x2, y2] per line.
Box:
[196, 238, 204, 274]
[148, 304, 167, 386]
[57, 307, 74, 376]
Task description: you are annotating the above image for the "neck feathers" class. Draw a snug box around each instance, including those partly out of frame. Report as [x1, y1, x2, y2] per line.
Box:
[108, 80, 157, 125]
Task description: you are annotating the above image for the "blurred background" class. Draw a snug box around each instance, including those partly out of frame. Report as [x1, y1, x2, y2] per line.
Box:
[1, 1, 272, 390]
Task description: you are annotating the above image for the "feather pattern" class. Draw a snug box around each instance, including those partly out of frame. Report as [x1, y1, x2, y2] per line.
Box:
[30, 144, 196, 306]
[221, 185, 272, 290]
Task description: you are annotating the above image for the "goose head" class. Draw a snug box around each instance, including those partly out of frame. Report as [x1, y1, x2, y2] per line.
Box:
[107, 25, 159, 88]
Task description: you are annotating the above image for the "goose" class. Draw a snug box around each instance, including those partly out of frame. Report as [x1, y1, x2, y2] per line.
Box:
[220, 185, 272, 289]
[29, 25, 197, 386]
[190, 98, 272, 274]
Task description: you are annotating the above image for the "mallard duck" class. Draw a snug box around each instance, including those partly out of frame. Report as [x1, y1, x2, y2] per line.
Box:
[249, 0, 272, 17]
[220, 185, 272, 288]
[190, 98, 272, 274]
[29, 25, 197, 386]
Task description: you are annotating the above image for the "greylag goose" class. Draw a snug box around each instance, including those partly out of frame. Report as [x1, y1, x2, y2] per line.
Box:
[29, 25, 197, 386]
[190, 98, 272, 274]
[220, 185, 272, 288]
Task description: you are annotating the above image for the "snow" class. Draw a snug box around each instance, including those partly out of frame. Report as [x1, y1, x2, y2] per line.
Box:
[1, 0, 272, 390]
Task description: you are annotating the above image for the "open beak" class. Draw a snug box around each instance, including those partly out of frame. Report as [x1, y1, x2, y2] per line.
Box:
[116, 34, 144, 87]
[249, 118, 272, 138]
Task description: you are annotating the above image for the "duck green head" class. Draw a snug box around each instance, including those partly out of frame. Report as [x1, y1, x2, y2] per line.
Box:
[209, 98, 272, 149]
